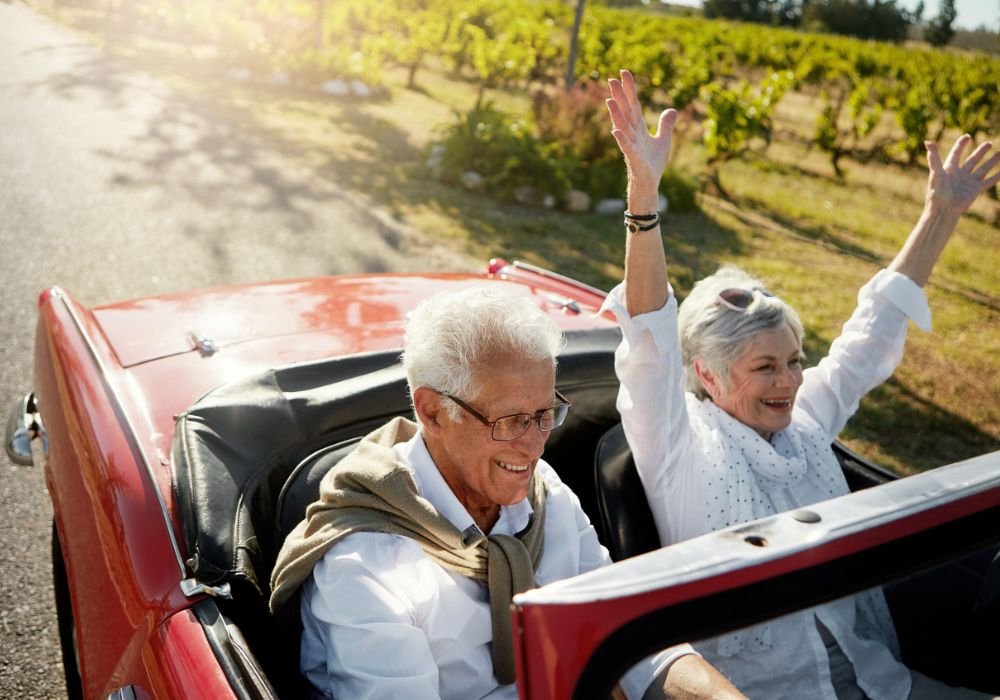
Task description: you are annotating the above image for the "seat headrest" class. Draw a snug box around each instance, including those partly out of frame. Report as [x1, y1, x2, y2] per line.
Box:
[275, 437, 363, 538]
[593, 423, 661, 561]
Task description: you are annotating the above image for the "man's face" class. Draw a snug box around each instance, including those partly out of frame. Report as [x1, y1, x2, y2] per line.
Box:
[427, 355, 556, 528]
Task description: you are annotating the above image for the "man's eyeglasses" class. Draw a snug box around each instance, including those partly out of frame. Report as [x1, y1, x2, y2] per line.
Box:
[715, 287, 775, 312]
[435, 390, 571, 441]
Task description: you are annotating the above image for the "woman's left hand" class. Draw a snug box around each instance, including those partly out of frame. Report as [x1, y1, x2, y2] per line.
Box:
[925, 135, 1000, 216]
[890, 135, 999, 286]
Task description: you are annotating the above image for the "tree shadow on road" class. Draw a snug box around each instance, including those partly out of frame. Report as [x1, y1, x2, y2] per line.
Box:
[15, 21, 462, 276]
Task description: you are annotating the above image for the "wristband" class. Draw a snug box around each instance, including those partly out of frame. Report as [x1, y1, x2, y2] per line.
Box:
[623, 210, 659, 222]
[625, 215, 660, 233]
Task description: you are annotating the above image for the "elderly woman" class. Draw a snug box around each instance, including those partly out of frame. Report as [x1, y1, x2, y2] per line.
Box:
[602, 69, 1000, 700]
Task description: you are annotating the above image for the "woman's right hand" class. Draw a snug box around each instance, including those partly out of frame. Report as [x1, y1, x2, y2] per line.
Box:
[606, 70, 678, 205]
[607, 70, 674, 315]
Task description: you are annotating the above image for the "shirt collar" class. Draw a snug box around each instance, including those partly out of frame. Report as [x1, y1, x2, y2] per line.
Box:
[395, 431, 534, 539]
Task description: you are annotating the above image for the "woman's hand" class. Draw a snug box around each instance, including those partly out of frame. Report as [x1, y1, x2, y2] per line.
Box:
[606, 70, 677, 201]
[924, 135, 1000, 217]
[607, 70, 674, 315]
[890, 135, 999, 287]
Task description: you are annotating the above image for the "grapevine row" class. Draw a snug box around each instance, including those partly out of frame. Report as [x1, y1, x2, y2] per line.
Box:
[114, 0, 999, 185]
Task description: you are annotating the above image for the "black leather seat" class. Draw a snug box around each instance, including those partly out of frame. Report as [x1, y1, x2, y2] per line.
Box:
[593, 423, 661, 561]
[275, 437, 363, 540]
[171, 327, 625, 600]
[169, 328, 626, 695]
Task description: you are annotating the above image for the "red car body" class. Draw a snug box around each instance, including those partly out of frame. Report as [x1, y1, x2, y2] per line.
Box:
[10, 259, 1000, 699]
[24, 260, 614, 698]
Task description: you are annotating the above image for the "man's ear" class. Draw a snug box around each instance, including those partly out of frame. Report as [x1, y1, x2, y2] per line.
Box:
[413, 387, 445, 436]
[693, 357, 721, 401]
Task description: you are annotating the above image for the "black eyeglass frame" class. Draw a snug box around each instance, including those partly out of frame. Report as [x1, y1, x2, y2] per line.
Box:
[434, 389, 572, 441]
[715, 286, 776, 312]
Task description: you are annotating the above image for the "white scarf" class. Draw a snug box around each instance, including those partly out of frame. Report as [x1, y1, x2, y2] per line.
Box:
[696, 400, 898, 658]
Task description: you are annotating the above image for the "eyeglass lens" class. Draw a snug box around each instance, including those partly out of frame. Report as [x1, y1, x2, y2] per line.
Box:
[492, 403, 569, 441]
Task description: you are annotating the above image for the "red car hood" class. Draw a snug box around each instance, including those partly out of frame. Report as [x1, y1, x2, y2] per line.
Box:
[75, 269, 616, 494]
[92, 273, 613, 368]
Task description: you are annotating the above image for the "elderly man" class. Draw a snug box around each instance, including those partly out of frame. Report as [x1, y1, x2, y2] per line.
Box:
[270, 286, 743, 699]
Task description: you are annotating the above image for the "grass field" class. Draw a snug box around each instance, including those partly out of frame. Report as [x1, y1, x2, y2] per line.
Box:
[50, 6, 1000, 474]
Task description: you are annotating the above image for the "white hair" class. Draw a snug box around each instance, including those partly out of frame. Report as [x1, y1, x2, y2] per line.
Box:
[401, 286, 565, 421]
[678, 265, 803, 399]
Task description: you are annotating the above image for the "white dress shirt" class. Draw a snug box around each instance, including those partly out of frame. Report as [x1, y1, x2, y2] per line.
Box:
[300, 432, 694, 699]
[603, 268, 932, 700]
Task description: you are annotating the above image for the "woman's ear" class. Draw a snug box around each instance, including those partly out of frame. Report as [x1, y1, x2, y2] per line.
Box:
[693, 358, 721, 401]
[413, 387, 444, 435]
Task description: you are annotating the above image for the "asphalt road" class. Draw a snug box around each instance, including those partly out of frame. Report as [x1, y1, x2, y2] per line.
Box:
[0, 3, 471, 696]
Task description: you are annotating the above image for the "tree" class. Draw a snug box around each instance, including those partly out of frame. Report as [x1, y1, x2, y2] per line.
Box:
[906, 0, 925, 24]
[925, 0, 957, 46]
[315, 0, 325, 49]
[700, 71, 794, 195]
[801, 0, 911, 42]
[566, 0, 587, 89]
[703, 0, 784, 23]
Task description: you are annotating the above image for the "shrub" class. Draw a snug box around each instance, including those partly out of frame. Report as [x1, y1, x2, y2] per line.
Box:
[532, 80, 625, 201]
[433, 83, 699, 213]
[660, 169, 699, 214]
[434, 102, 569, 203]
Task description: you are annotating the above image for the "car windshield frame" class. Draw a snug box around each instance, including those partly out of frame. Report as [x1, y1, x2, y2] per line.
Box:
[512, 451, 1000, 700]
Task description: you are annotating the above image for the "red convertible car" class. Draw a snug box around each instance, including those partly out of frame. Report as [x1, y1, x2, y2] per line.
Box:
[6, 259, 1000, 699]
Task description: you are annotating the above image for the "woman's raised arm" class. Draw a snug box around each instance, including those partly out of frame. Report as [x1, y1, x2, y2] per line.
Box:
[606, 70, 678, 316]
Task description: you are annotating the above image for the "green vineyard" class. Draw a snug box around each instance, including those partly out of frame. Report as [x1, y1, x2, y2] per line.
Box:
[116, 0, 999, 189]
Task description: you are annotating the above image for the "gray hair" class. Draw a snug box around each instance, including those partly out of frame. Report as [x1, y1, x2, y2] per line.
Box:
[401, 286, 565, 421]
[678, 265, 803, 399]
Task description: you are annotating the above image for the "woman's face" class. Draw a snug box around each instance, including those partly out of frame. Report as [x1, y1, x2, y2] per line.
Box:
[706, 324, 804, 441]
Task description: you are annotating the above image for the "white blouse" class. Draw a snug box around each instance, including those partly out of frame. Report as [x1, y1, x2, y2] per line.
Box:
[603, 268, 932, 700]
[299, 432, 693, 699]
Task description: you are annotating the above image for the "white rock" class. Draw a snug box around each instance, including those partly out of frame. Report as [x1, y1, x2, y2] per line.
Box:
[321, 79, 350, 96]
[595, 198, 626, 215]
[658, 192, 670, 213]
[350, 79, 372, 98]
[565, 189, 591, 213]
[460, 171, 484, 191]
[543, 194, 556, 209]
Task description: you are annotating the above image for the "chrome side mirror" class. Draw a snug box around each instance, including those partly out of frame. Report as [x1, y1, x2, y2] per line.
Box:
[5, 392, 47, 466]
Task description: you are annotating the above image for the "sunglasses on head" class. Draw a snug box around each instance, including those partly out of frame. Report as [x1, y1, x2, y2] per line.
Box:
[715, 287, 775, 312]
